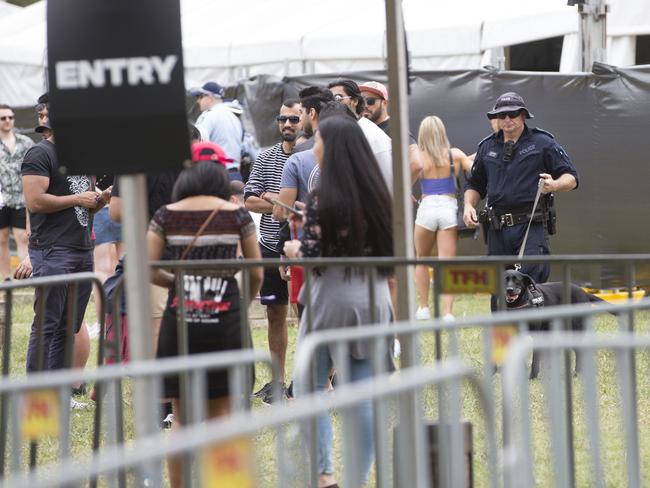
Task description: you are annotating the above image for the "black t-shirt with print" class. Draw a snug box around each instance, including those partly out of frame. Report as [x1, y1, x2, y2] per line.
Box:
[21, 140, 93, 251]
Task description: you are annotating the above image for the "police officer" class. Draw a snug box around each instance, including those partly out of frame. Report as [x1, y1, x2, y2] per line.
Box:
[463, 92, 578, 290]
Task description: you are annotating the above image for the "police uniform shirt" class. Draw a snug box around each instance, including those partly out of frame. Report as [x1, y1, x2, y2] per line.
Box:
[467, 125, 579, 211]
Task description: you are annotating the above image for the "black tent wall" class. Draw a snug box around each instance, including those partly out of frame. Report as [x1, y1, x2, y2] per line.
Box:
[12, 64, 650, 286]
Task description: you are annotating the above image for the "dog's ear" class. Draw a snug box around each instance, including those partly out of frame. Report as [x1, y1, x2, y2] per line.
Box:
[521, 272, 535, 288]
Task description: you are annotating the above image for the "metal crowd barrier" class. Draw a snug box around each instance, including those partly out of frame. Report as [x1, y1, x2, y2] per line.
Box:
[502, 332, 650, 488]
[0, 272, 107, 479]
[293, 297, 650, 488]
[0, 360, 495, 488]
[0, 347, 277, 488]
[151, 254, 650, 487]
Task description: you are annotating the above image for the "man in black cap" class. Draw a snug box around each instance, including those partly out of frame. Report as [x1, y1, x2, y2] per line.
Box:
[20, 113, 109, 383]
[463, 91, 578, 290]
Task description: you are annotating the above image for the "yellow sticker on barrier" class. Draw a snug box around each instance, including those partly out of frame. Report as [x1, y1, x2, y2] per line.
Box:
[492, 325, 518, 365]
[21, 389, 60, 440]
[201, 437, 254, 488]
[441, 266, 497, 294]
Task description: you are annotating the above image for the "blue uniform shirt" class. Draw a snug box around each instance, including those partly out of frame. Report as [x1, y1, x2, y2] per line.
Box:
[467, 125, 579, 211]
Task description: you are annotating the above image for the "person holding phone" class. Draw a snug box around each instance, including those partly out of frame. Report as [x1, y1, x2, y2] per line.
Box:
[284, 115, 394, 488]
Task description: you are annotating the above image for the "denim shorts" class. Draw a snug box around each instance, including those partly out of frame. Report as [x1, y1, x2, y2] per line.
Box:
[93, 207, 122, 245]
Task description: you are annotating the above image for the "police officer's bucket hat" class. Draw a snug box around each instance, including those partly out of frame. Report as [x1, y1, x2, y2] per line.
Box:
[487, 92, 534, 119]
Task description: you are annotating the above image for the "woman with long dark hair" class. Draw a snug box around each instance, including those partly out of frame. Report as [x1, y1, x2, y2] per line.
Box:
[147, 144, 262, 488]
[285, 115, 394, 488]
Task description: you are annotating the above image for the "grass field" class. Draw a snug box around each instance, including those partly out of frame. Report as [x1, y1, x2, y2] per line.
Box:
[2, 292, 650, 487]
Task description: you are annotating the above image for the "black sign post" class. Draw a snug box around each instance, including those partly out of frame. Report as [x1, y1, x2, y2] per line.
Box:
[47, 3, 188, 480]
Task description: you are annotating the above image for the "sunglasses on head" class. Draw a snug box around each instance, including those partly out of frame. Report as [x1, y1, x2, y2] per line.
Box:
[497, 110, 522, 120]
[0, 116, 14, 121]
[363, 97, 381, 106]
[276, 115, 300, 124]
[333, 94, 351, 102]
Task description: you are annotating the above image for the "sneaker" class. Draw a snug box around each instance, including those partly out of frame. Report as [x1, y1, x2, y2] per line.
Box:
[71, 383, 87, 397]
[70, 398, 89, 410]
[260, 382, 288, 405]
[252, 382, 273, 399]
[286, 381, 294, 399]
[442, 313, 455, 322]
[87, 322, 101, 340]
[415, 307, 431, 320]
[162, 413, 174, 429]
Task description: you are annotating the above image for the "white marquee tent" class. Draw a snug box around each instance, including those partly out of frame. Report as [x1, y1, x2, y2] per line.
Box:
[0, 0, 649, 106]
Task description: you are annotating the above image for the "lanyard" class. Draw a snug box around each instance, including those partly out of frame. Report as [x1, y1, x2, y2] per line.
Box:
[517, 178, 544, 260]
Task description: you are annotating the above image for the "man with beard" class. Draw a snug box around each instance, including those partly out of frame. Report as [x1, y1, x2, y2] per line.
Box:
[359, 80, 421, 183]
[244, 99, 302, 404]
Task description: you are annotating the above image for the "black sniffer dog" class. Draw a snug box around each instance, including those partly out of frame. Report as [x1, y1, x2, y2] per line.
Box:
[503, 269, 604, 379]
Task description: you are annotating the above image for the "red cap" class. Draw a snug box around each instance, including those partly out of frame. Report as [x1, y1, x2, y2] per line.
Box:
[359, 81, 388, 101]
[191, 142, 233, 166]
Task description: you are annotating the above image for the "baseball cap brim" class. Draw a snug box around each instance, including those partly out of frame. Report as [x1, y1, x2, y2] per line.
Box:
[487, 106, 534, 119]
[359, 86, 386, 100]
[190, 87, 212, 97]
[35, 121, 52, 133]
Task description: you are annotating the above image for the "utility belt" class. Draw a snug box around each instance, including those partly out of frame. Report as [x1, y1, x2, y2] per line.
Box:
[478, 207, 544, 230]
[478, 198, 556, 235]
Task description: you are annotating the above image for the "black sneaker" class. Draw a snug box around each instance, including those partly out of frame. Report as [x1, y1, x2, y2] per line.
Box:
[260, 382, 287, 405]
[286, 381, 294, 399]
[252, 382, 273, 399]
[71, 383, 87, 397]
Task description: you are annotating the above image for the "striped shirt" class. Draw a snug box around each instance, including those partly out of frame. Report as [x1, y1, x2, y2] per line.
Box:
[244, 142, 291, 251]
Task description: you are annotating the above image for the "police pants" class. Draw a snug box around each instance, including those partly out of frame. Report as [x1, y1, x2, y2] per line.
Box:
[488, 222, 549, 311]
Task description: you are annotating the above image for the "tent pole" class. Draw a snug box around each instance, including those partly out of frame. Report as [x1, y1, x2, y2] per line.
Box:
[578, 0, 608, 71]
[385, 1, 427, 486]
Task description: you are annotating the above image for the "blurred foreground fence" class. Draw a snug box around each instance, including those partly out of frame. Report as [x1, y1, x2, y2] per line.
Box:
[0, 256, 649, 486]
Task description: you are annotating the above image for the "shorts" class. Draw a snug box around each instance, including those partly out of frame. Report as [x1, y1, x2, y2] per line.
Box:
[414, 195, 458, 232]
[0, 207, 26, 230]
[93, 207, 122, 245]
[259, 244, 288, 306]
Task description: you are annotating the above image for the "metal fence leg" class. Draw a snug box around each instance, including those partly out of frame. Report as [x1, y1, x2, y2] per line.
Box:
[578, 319, 605, 488]
[0, 290, 12, 478]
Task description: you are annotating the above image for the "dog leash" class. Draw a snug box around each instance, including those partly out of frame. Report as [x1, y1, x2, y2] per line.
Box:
[516, 178, 545, 262]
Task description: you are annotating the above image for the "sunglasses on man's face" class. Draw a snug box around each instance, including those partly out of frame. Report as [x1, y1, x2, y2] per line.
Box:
[276, 115, 300, 124]
[0, 116, 14, 121]
[497, 110, 522, 120]
[363, 97, 381, 106]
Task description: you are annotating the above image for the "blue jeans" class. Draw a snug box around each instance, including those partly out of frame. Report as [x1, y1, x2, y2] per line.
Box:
[26, 247, 93, 372]
[293, 346, 375, 483]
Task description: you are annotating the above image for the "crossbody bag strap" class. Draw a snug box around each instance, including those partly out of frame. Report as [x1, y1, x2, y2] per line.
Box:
[180, 206, 221, 261]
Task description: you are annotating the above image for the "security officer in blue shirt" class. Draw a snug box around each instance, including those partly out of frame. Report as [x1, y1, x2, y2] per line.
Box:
[463, 92, 579, 288]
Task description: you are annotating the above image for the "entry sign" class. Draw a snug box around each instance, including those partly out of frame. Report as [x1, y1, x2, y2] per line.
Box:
[21, 389, 60, 440]
[441, 265, 497, 294]
[47, 0, 190, 175]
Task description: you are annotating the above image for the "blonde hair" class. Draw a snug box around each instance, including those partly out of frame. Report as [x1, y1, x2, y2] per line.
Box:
[418, 115, 451, 167]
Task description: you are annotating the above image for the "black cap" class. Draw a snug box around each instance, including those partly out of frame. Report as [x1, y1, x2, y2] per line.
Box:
[35, 120, 52, 133]
[487, 92, 534, 119]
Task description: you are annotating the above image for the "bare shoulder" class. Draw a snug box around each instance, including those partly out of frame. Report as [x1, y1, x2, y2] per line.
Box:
[451, 147, 468, 159]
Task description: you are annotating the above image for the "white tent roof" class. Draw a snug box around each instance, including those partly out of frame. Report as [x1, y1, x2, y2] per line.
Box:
[0, 0, 648, 106]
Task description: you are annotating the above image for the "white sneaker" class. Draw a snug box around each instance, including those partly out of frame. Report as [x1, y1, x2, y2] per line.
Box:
[393, 338, 401, 359]
[87, 322, 101, 340]
[415, 307, 431, 320]
[70, 398, 89, 410]
[442, 313, 455, 322]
